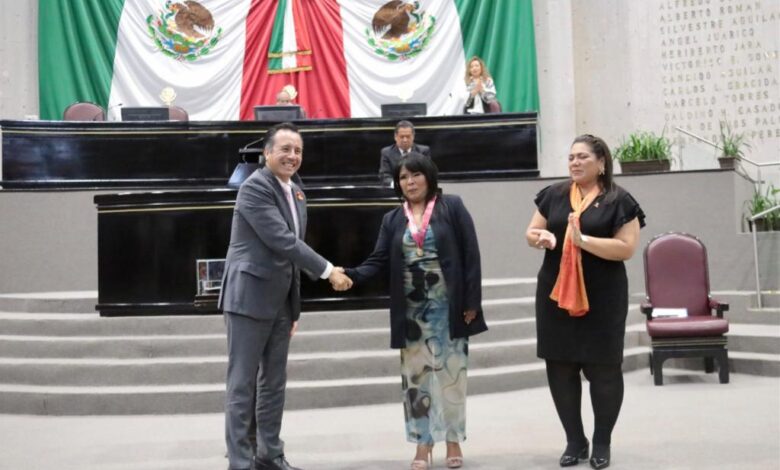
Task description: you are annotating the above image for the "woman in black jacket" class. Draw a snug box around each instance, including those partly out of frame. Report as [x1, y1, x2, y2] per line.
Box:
[345, 153, 487, 470]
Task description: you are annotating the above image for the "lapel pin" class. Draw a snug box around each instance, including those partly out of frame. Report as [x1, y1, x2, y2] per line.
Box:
[295, 191, 304, 201]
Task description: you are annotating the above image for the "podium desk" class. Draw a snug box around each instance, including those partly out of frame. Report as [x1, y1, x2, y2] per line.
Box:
[95, 186, 396, 316]
[2, 113, 538, 189]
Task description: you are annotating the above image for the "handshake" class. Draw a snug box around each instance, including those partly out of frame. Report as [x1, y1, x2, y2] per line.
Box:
[328, 267, 353, 291]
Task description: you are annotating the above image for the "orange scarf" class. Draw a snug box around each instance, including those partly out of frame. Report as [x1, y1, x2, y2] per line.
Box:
[550, 182, 600, 317]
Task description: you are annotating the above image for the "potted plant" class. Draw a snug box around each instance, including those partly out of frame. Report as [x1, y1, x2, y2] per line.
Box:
[613, 130, 672, 174]
[718, 120, 750, 170]
[745, 184, 779, 232]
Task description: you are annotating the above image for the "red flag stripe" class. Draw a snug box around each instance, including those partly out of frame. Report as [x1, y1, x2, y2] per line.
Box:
[240, 0, 349, 120]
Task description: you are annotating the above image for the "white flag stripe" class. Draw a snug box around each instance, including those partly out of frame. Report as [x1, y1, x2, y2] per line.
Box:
[282, 0, 299, 70]
[108, 0, 251, 121]
[338, 0, 468, 117]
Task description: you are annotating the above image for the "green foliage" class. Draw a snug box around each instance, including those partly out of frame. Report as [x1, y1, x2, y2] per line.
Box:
[745, 184, 780, 231]
[613, 131, 671, 162]
[719, 120, 750, 159]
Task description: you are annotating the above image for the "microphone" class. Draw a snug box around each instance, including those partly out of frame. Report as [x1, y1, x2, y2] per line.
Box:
[241, 137, 265, 151]
[239, 137, 265, 164]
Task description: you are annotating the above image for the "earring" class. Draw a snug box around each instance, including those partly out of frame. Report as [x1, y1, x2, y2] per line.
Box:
[599, 168, 605, 175]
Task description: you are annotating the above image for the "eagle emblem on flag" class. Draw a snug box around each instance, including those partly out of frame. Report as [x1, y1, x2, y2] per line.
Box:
[366, 0, 436, 61]
[146, 1, 223, 62]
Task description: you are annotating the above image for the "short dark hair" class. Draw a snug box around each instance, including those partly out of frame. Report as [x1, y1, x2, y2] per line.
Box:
[572, 133, 615, 196]
[392, 152, 439, 201]
[395, 120, 415, 135]
[264, 122, 300, 152]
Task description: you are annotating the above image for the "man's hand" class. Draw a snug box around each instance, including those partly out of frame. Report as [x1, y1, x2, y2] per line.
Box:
[290, 321, 298, 337]
[329, 268, 353, 291]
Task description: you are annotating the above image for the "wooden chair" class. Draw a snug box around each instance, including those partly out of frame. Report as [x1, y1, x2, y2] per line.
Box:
[63, 102, 105, 121]
[641, 232, 730, 385]
[167, 105, 189, 121]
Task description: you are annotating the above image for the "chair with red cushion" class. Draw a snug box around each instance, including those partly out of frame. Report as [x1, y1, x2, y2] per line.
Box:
[641, 232, 730, 385]
[167, 105, 189, 121]
[63, 102, 105, 121]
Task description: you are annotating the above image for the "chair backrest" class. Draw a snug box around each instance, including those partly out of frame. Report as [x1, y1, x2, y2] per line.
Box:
[644, 232, 711, 316]
[486, 99, 502, 114]
[167, 105, 189, 121]
[63, 102, 105, 121]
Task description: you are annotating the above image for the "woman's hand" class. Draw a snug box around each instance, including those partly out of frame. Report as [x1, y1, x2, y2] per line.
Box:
[463, 309, 477, 324]
[568, 213, 584, 247]
[470, 79, 483, 96]
[528, 228, 556, 250]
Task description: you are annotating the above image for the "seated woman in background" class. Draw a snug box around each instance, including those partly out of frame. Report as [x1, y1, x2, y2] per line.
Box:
[462, 56, 497, 114]
[275, 84, 307, 117]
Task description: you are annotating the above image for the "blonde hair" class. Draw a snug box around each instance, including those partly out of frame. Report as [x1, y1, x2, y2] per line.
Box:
[464, 55, 491, 83]
[281, 84, 298, 100]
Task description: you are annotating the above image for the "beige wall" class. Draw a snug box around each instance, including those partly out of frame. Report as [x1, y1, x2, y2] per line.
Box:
[0, 0, 778, 178]
[0, 0, 38, 120]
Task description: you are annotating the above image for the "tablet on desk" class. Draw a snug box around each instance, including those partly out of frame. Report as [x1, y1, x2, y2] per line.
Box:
[121, 107, 170, 121]
[254, 105, 303, 121]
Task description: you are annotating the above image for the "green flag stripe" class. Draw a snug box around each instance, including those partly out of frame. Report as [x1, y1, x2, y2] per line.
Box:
[38, 0, 125, 120]
[268, 0, 288, 70]
[454, 0, 539, 113]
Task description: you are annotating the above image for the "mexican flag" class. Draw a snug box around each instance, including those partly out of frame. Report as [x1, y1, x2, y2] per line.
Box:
[39, 0, 538, 121]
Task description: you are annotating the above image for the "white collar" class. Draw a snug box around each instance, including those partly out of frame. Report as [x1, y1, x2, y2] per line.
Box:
[275, 176, 293, 192]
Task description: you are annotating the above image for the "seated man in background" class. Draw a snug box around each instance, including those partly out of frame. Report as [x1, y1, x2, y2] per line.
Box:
[378, 120, 431, 186]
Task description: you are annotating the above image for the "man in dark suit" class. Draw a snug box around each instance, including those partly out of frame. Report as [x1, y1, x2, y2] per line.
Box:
[219, 122, 352, 470]
[378, 120, 431, 186]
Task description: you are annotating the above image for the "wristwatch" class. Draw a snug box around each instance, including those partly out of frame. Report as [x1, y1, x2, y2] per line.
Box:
[580, 235, 589, 244]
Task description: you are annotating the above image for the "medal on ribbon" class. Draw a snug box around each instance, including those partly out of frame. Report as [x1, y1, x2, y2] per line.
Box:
[403, 196, 437, 257]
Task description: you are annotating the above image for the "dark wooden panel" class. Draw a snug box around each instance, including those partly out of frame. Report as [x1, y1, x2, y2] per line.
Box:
[2, 113, 538, 188]
[95, 186, 396, 316]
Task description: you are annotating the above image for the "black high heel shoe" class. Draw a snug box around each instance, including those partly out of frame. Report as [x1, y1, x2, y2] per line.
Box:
[559, 439, 589, 467]
[589, 445, 610, 469]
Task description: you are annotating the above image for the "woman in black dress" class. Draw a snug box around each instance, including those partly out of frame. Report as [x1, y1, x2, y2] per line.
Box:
[525, 134, 645, 469]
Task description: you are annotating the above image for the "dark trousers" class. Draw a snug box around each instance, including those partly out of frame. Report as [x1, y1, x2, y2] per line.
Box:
[225, 304, 292, 470]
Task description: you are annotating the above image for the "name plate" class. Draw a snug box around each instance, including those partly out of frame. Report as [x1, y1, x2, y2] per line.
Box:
[652, 308, 688, 319]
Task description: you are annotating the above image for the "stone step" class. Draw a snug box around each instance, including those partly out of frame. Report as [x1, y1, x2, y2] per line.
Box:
[733, 308, 780, 325]
[757, 292, 780, 308]
[0, 317, 539, 358]
[0, 279, 538, 314]
[0, 299, 536, 337]
[0, 329, 645, 388]
[0, 291, 98, 314]
[727, 324, 780, 355]
[0, 336, 540, 387]
[658, 352, 780, 378]
[711, 291, 780, 311]
[0, 346, 649, 415]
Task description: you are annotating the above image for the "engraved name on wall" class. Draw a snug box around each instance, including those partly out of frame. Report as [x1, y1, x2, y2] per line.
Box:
[659, 0, 779, 144]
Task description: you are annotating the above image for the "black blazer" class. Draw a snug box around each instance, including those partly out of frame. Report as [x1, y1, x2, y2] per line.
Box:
[346, 194, 487, 348]
[378, 143, 432, 186]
